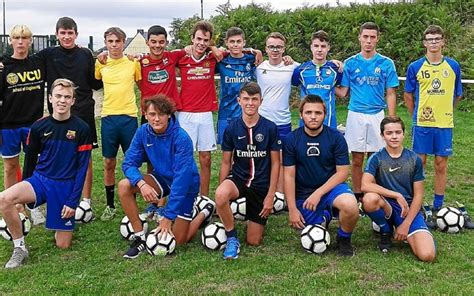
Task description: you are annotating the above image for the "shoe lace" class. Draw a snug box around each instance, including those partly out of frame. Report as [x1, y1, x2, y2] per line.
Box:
[131, 238, 145, 251]
[11, 248, 25, 262]
[227, 238, 239, 250]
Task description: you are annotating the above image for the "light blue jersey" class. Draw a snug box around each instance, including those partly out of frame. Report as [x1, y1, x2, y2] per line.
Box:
[341, 53, 399, 114]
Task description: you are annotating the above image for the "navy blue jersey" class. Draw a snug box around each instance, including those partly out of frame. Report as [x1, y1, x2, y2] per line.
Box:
[222, 116, 280, 190]
[283, 126, 349, 200]
[23, 115, 92, 208]
[216, 54, 256, 120]
[365, 148, 424, 204]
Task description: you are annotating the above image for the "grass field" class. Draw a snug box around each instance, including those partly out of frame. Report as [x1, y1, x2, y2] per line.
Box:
[0, 105, 473, 295]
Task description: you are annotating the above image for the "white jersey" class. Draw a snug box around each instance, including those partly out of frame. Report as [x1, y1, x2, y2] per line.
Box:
[256, 61, 299, 126]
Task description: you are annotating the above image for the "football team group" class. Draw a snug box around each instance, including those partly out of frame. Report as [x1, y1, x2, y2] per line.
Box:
[0, 15, 470, 269]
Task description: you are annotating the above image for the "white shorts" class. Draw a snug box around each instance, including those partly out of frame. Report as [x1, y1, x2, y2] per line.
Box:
[344, 110, 384, 153]
[176, 111, 217, 152]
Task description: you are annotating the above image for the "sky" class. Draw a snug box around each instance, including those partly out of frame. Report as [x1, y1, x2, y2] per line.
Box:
[1, 0, 394, 49]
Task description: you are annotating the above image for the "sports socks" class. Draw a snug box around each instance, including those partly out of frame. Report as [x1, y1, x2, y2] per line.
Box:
[225, 228, 237, 238]
[366, 209, 391, 233]
[201, 207, 212, 219]
[433, 194, 444, 210]
[134, 230, 146, 241]
[83, 198, 91, 205]
[105, 185, 115, 208]
[337, 227, 352, 239]
[13, 236, 26, 251]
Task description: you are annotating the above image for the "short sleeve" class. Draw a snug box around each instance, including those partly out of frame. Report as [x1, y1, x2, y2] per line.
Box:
[282, 132, 296, 166]
[385, 59, 399, 89]
[413, 155, 425, 182]
[404, 62, 417, 93]
[365, 153, 379, 176]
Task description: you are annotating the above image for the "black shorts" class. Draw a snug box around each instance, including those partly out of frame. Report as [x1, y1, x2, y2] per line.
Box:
[78, 114, 99, 149]
[227, 176, 268, 225]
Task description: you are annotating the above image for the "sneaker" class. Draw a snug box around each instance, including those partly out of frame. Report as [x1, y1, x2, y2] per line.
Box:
[153, 206, 165, 222]
[5, 247, 29, 268]
[223, 237, 240, 260]
[456, 201, 474, 229]
[423, 203, 436, 229]
[143, 203, 158, 220]
[29, 207, 45, 225]
[100, 206, 117, 221]
[378, 232, 393, 253]
[336, 235, 354, 257]
[123, 237, 146, 259]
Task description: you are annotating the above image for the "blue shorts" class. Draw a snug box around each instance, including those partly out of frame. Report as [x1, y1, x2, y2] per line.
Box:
[412, 126, 452, 157]
[101, 115, 138, 158]
[277, 123, 292, 142]
[297, 183, 353, 226]
[385, 199, 430, 237]
[150, 172, 197, 221]
[217, 118, 238, 145]
[25, 173, 76, 231]
[1, 127, 30, 158]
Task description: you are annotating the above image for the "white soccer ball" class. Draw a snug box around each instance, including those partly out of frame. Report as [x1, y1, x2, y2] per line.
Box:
[272, 192, 287, 214]
[0, 213, 32, 241]
[119, 214, 148, 240]
[201, 222, 227, 250]
[300, 224, 331, 254]
[75, 201, 93, 223]
[146, 229, 176, 256]
[436, 207, 465, 233]
[195, 195, 213, 212]
[230, 197, 246, 221]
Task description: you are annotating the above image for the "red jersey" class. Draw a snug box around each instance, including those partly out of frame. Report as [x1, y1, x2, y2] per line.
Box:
[138, 50, 185, 112]
[177, 51, 218, 112]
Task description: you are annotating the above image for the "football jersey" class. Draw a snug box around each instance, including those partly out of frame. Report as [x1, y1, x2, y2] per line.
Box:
[341, 53, 399, 114]
[292, 60, 342, 127]
[222, 116, 281, 190]
[365, 148, 424, 204]
[216, 53, 256, 120]
[283, 126, 349, 200]
[138, 50, 186, 112]
[178, 52, 218, 112]
[256, 61, 299, 126]
[404, 56, 462, 128]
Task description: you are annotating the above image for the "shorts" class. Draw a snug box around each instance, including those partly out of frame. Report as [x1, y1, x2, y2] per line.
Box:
[344, 110, 385, 152]
[217, 118, 238, 145]
[227, 175, 268, 225]
[78, 114, 99, 149]
[25, 173, 76, 231]
[277, 123, 292, 142]
[177, 111, 217, 152]
[101, 115, 138, 158]
[1, 127, 30, 158]
[296, 183, 354, 226]
[412, 126, 453, 157]
[384, 198, 431, 237]
[149, 172, 198, 221]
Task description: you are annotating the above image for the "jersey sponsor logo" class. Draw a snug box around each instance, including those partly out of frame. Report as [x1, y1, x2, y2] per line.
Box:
[388, 167, 401, 172]
[66, 130, 76, 140]
[236, 144, 267, 158]
[187, 67, 210, 77]
[427, 79, 445, 95]
[306, 143, 320, 156]
[148, 70, 169, 84]
[356, 76, 380, 86]
[316, 76, 324, 83]
[420, 106, 435, 122]
[307, 83, 331, 90]
[6, 70, 42, 85]
[224, 76, 252, 84]
[255, 133, 264, 142]
[432, 78, 441, 89]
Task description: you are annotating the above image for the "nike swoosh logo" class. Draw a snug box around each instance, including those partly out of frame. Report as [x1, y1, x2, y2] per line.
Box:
[238, 136, 246, 140]
[43, 132, 53, 137]
[389, 167, 401, 172]
[146, 143, 154, 147]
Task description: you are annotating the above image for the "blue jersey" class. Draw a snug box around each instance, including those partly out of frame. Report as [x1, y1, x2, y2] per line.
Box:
[222, 116, 280, 190]
[292, 60, 342, 127]
[341, 53, 399, 114]
[365, 148, 424, 204]
[122, 116, 200, 221]
[283, 126, 349, 200]
[216, 54, 256, 120]
[23, 115, 92, 209]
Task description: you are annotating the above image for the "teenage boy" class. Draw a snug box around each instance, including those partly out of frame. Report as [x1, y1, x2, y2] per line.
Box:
[95, 27, 141, 221]
[215, 82, 280, 259]
[0, 79, 91, 268]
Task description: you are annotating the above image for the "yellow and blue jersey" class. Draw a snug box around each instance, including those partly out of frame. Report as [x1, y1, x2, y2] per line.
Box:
[405, 56, 462, 128]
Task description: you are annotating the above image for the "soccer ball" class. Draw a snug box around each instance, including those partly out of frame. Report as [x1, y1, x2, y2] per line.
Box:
[230, 197, 246, 221]
[272, 192, 286, 214]
[75, 201, 93, 223]
[300, 224, 331, 254]
[436, 207, 465, 233]
[0, 213, 32, 241]
[195, 195, 212, 212]
[201, 222, 227, 250]
[119, 214, 148, 241]
[191, 205, 200, 220]
[146, 229, 176, 256]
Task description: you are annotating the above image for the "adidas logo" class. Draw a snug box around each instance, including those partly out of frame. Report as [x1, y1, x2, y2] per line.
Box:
[65, 221, 72, 226]
[225, 64, 232, 68]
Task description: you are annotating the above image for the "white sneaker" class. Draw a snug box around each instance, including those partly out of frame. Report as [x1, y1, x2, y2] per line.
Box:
[5, 247, 29, 268]
[29, 207, 46, 225]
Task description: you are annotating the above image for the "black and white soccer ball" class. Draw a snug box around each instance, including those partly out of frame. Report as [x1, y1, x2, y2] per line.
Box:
[272, 192, 287, 214]
[230, 197, 246, 221]
[0, 213, 31, 241]
[201, 222, 227, 250]
[300, 224, 331, 254]
[146, 229, 176, 256]
[191, 205, 200, 220]
[195, 195, 213, 212]
[119, 214, 148, 241]
[75, 201, 93, 223]
[436, 207, 464, 233]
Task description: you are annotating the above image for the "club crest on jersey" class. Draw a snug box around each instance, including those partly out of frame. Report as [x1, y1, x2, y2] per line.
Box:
[142, 58, 150, 65]
[6, 73, 19, 85]
[442, 69, 450, 78]
[204, 62, 210, 67]
[306, 143, 320, 156]
[163, 58, 169, 65]
[66, 130, 76, 140]
[420, 106, 435, 122]
[374, 67, 381, 74]
[325, 69, 331, 76]
[246, 64, 252, 71]
[255, 134, 264, 142]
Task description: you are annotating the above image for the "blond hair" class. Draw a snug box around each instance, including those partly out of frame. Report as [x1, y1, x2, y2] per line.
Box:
[10, 25, 32, 39]
[50, 78, 77, 97]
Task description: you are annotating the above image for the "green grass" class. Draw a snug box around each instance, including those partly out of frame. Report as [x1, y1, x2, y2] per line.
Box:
[0, 105, 473, 295]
